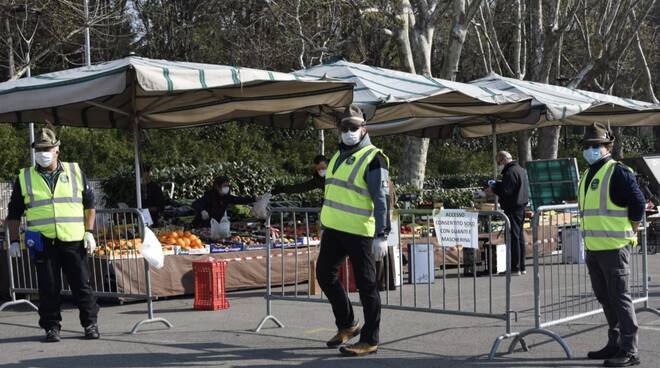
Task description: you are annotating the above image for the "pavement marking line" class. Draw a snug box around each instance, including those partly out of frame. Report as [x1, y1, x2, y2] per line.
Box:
[639, 325, 660, 333]
[305, 327, 335, 334]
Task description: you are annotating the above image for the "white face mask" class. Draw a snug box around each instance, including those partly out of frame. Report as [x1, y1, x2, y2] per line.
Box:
[583, 147, 603, 165]
[221, 186, 230, 195]
[317, 169, 327, 178]
[341, 130, 362, 146]
[35, 151, 55, 168]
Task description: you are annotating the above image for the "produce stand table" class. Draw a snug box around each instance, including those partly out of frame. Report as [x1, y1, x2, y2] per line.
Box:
[109, 247, 319, 298]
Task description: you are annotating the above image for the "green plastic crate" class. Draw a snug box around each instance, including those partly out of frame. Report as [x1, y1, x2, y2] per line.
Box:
[526, 158, 580, 211]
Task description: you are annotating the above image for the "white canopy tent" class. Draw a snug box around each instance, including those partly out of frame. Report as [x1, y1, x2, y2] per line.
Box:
[463, 73, 660, 137]
[288, 61, 533, 138]
[0, 56, 354, 206]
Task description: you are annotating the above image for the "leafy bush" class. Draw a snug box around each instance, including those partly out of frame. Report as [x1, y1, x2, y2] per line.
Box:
[102, 161, 325, 207]
[423, 174, 491, 189]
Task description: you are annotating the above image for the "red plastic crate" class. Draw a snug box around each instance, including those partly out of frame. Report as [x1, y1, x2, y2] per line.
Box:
[337, 258, 357, 292]
[193, 260, 230, 310]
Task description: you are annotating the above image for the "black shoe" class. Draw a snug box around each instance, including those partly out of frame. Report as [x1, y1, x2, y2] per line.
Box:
[45, 327, 61, 343]
[84, 324, 100, 339]
[603, 351, 640, 367]
[588, 345, 619, 359]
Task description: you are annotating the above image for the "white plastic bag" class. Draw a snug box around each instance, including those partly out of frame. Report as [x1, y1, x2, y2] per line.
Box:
[141, 227, 164, 269]
[251, 193, 271, 219]
[211, 212, 231, 239]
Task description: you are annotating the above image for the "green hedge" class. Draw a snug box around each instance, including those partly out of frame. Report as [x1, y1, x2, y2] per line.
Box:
[102, 161, 324, 207]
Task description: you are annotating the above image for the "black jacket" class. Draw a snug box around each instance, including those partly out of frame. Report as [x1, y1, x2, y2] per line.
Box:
[272, 174, 324, 195]
[493, 161, 529, 210]
[191, 190, 255, 228]
[142, 181, 167, 227]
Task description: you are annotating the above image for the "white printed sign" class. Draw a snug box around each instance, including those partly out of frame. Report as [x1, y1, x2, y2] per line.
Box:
[388, 216, 401, 286]
[433, 209, 479, 249]
[141, 208, 154, 226]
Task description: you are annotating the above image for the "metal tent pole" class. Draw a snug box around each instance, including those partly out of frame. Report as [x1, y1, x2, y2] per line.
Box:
[133, 119, 142, 208]
[491, 120, 499, 210]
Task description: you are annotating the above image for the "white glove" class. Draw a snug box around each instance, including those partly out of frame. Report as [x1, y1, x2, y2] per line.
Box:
[83, 232, 96, 253]
[8, 241, 21, 258]
[488, 179, 496, 188]
[201, 210, 210, 221]
[372, 237, 388, 259]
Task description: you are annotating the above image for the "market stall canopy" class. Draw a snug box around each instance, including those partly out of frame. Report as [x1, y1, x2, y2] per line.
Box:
[282, 60, 533, 137]
[462, 73, 660, 137]
[0, 56, 354, 129]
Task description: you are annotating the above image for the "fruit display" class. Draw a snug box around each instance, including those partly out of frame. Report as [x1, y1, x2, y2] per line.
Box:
[158, 230, 205, 250]
[94, 238, 142, 257]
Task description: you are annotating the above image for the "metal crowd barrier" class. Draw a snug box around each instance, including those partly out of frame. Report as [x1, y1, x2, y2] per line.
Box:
[503, 204, 660, 358]
[255, 207, 516, 357]
[1, 208, 172, 334]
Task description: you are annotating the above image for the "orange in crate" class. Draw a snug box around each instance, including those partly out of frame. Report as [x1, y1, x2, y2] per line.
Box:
[192, 260, 230, 311]
[337, 258, 357, 292]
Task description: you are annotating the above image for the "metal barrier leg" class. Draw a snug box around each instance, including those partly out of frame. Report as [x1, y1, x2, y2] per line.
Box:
[637, 305, 660, 318]
[129, 259, 173, 333]
[1, 248, 38, 312]
[488, 332, 525, 360]
[255, 214, 284, 332]
[0, 296, 39, 312]
[505, 327, 572, 359]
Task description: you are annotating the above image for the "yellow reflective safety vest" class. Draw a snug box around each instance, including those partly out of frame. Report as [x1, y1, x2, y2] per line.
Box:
[578, 159, 637, 251]
[18, 162, 86, 241]
[321, 144, 388, 237]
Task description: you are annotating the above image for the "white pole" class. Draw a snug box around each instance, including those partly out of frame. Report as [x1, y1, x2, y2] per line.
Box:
[133, 119, 142, 208]
[83, 0, 91, 67]
[319, 130, 325, 155]
[26, 52, 35, 166]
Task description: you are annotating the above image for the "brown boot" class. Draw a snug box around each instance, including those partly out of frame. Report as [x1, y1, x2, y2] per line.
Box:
[339, 342, 378, 356]
[326, 323, 360, 348]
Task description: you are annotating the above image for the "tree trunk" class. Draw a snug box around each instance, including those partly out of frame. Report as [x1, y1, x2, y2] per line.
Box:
[536, 126, 561, 159]
[398, 0, 479, 188]
[5, 18, 14, 78]
[517, 130, 532, 166]
[612, 127, 624, 160]
[400, 135, 430, 188]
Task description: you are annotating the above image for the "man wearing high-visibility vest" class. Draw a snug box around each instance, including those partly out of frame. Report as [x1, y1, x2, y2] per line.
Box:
[317, 104, 390, 357]
[6, 127, 100, 343]
[578, 123, 645, 367]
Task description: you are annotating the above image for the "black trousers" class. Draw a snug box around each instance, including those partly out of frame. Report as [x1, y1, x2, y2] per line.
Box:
[316, 228, 380, 345]
[586, 246, 638, 353]
[504, 207, 526, 272]
[35, 238, 99, 330]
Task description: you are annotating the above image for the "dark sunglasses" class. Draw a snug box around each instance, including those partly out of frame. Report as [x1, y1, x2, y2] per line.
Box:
[583, 144, 602, 150]
[339, 125, 362, 133]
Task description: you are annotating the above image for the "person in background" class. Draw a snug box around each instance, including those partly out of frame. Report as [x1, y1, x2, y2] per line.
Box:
[578, 123, 645, 367]
[191, 176, 255, 228]
[141, 164, 167, 227]
[271, 155, 328, 195]
[6, 127, 100, 342]
[486, 150, 529, 275]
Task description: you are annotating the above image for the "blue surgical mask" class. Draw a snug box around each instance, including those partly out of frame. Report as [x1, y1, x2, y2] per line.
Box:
[583, 147, 602, 165]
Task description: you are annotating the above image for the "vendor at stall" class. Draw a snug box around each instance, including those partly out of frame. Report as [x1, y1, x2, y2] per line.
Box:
[191, 176, 256, 228]
[271, 155, 328, 195]
[141, 164, 167, 227]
